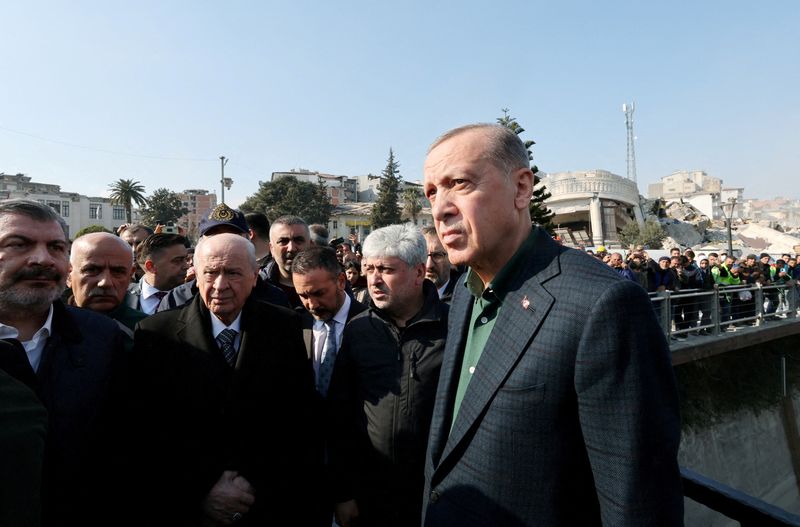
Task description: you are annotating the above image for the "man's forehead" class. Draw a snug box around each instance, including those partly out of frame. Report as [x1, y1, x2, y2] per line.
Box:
[364, 255, 407, 266]
[294, 268, 335, 286]
[271, 223, 308, 239]
[425, 132, 492, 177]
[425, 234, 444, 249]
[0, 214, 66, 241]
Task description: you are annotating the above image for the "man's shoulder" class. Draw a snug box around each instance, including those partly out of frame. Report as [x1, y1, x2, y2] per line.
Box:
[347, 297, 368, 319]
[63, 304, 121, 334]
[136, 299, 190, 332]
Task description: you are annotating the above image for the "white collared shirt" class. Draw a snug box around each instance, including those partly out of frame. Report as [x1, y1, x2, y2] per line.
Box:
[0, 304, 55, 372]
[209, 311, 243, 351]
[140, 277, 167, 315]
[311, 294, 351, 379]
[437, 278, 451, 299]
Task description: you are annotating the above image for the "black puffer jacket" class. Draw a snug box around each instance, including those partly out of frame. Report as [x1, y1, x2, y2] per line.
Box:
[328, 280, 448, 525]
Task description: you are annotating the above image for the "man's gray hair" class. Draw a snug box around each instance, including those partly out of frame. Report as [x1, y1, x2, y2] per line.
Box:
[308, 224, 329, 246]
[428, 123, 530, 174]
[362, 223, 426, 267]
[0, 199, 68, 238]
[195, 233, 257, 271]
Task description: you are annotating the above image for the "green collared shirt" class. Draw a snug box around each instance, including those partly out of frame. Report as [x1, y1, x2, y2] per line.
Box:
[450, 228, 537, 431]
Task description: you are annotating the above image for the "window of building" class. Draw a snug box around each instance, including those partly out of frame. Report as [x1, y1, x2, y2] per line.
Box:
[422, 219, 428, 226]
[113, 207, 125, 220]
[61, 202, 69, 217]
[90, 204, 102, 220]
[332, 220, 338, 230]
[47, 200, 61, 214]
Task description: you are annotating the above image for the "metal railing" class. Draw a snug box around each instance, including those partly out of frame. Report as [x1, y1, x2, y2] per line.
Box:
[649, 281, 800, 342]
[681, 467, 800, 526]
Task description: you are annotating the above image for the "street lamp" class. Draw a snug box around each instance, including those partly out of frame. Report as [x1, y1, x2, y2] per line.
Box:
[219, 156, 233, 205]
[720, 197, 737, 257]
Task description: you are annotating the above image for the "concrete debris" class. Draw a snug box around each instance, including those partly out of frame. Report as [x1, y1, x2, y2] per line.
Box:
[664, 201, 711, 231]
[735, 223, 800, 255]
[662, 223, 704, 249]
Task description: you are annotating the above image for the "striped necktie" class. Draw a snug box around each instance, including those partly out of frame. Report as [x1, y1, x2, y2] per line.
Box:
[317, 320, 337, 397]
[217, 328, 238, 367]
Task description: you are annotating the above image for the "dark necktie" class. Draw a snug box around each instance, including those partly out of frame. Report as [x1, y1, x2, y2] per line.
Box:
[217, 328, 238, 367]
[317, 320, 337, 396]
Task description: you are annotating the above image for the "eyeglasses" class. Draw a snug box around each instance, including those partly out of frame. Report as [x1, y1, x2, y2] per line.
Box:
[427, 251, 448, 262]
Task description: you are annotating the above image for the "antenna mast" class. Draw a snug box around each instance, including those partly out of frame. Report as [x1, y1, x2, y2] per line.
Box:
[623, 102, 637, 183]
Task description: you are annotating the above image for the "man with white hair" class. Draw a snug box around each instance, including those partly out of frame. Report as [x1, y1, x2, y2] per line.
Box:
[328, 223, 448, 527]
[131, 233, 319, 526]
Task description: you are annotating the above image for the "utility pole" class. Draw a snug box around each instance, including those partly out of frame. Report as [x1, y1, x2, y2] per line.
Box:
[623, 102, 637, 183]
[219, 156, 232, 205]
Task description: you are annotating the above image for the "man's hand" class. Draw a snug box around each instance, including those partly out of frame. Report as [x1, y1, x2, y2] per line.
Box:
[201, 470, 255, 526]
[335, 499, 360, 527]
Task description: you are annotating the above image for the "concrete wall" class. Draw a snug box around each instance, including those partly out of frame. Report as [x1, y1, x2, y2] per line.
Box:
[679, 392, 800, 525]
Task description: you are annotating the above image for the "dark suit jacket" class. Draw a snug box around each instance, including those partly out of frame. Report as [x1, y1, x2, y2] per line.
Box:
[299, 296, 368, 365]
[422, 228, 683, 526]
[9, 303, 127, 527]
[130, 295, 319, 526]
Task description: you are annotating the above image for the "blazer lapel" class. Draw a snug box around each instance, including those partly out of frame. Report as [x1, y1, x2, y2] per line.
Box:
[175, 295, 219, 358]
[434, 229, 563, 478]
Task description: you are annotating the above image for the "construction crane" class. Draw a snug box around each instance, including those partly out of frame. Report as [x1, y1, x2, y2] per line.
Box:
[623, 102, 637, 183]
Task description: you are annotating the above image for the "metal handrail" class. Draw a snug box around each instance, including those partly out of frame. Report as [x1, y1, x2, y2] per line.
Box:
[681, 467, 800, 526]
[648, 281, 800, 342]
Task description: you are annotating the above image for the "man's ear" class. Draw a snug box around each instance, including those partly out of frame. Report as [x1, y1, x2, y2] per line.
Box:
[512, 167, 535, 211]
[66, 265, 73, 288]
[144, 259, 156, 273]
[414, 263, 426, 286]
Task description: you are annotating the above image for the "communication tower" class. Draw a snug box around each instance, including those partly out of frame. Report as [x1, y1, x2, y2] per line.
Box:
[622, 102, 637, 183]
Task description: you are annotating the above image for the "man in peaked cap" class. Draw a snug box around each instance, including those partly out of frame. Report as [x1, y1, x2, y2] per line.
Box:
[157, 204, 289, 311]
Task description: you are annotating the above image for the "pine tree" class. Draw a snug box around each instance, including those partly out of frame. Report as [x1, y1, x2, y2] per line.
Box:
[497, 109, 556, 234]
[370, 148, 402, 228]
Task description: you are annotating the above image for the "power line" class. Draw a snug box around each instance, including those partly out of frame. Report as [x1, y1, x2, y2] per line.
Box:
[0, 124, 215, 162]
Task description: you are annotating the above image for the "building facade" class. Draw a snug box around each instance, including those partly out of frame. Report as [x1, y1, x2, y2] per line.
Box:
[177, 189, 217, 240]
[541, 169, 644, 248]
[0, 172, 136, 237]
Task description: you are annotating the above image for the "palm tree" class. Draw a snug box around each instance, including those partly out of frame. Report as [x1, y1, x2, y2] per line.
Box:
[401, 187, 422, 225]
[108, 179, 148, 224]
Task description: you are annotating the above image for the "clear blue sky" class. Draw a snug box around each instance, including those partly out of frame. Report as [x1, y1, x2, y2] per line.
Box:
[2, 1, 798, 207]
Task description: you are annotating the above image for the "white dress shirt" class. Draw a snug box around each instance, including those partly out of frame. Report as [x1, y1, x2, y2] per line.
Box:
[0, 304, 54, 372]
[140, 278, 167, 315]
[311, 294, 351, 379]
[209, 311, 243, 351]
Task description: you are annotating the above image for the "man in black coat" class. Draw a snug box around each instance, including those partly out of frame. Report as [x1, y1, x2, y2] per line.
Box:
[328, 224, 448, 527]
[131, 233, 318, 526]
[0, 200, 127, 527]
[290, 246, 367, 527]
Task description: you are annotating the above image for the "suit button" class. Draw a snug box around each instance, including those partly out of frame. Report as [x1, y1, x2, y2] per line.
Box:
[429, 490, 440, 503]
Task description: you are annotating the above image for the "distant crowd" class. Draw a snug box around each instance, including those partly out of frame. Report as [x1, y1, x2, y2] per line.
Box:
[593, 245, 800, 336]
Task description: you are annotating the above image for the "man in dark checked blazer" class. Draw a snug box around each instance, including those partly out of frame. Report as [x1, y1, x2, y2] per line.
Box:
[420, 124, 683, 526]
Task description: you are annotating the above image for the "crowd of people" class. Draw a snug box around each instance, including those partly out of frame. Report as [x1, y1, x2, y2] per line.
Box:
[596, 244, 800, 337]
[1, 123, 685, 527]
